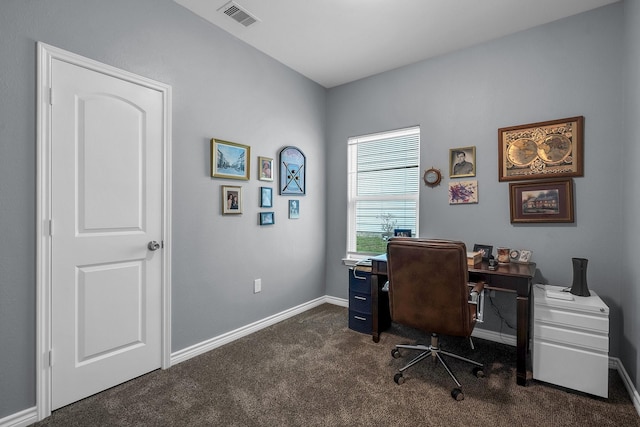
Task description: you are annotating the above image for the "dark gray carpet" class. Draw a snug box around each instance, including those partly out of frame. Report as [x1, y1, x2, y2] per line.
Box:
[35, 304, 639, 426]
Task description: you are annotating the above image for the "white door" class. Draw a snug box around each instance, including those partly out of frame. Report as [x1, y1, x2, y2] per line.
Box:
[49, 57, 164, 410]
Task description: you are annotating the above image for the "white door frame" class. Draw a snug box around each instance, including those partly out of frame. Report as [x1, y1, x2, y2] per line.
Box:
[36, 42, 172, 421]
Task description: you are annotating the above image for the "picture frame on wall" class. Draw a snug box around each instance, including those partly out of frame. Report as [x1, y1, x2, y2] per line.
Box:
[449, 146, 476, 178]
[509, 178, 574, 223]
[448, 180, 478, 204]
[279, 146, 306, 195]
[211, 138, 250, 180]
[259, 211, 275, 225]
[260, 187, 273, 208]
[498, 116, 584, 182]
[258, 156, 274, 182]
[221, 185, 243, 215]
[288, 200, 300, 219]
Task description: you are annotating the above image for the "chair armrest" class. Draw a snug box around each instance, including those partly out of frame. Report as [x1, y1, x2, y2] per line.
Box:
[468, 281, 485, 304]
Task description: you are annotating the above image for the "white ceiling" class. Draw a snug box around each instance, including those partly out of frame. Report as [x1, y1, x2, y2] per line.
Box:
[174, 0, 618, 88]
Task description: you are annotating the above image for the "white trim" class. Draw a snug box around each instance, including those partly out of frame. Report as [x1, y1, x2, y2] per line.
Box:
[472, 327, 517, 347]
[171, 296, 347, 365]
[36, 42, 172, 421]
[0, 407, 37, 427]
[610, 357, 640, 415]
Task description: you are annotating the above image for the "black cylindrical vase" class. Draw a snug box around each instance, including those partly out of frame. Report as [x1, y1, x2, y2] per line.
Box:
[570, 257, 590, 297]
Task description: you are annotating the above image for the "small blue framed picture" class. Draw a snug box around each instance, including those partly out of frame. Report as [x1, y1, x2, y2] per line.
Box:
[289, 200, 300, 219]
[260, 187, 273, 208]
[259, 211, 274, 225]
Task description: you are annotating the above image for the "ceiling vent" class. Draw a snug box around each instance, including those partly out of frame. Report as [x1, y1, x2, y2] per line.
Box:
[218, 1, 260, 27]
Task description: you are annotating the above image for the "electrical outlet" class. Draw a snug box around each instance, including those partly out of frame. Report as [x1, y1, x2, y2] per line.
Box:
[254, 278, 261, 293]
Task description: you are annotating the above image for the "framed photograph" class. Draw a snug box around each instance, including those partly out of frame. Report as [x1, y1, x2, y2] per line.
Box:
[509, 178, 574, 223]
[393, 229, 412, 237]
[288, 200, 300, 219]
[279, 146, 306, 195]
[260, 187, 273, 208]
[448, 180, 478, 204]
[258, 156, 274, 181]
[473, 244, 494, 261]
[498, 116, 584, 182]
[259, 211, 275, 225]
[449, 146, 476, 178]
[221, 185, 243, 215]
[211, 138, 250, 180]
[509, 249, 533, 264]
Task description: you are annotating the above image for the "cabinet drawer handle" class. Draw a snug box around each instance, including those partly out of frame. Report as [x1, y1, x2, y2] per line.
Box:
[354, 316, 367, 321]
[354, 295, 367, 301]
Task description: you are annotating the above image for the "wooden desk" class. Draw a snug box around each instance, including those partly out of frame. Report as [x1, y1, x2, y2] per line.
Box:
[370, 255, 536, 386]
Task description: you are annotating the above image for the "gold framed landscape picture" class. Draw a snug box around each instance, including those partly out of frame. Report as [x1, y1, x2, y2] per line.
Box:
[498, 116, 584, 182]
[509, 178, 574, 223]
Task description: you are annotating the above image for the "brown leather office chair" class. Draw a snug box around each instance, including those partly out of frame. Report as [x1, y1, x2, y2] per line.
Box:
[386, 238, 485, 400]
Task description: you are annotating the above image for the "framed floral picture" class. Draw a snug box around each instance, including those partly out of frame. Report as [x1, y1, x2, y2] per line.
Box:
[448, 180, 478, 204]
[211, 138, 250, 180]
[221, 185, 243, 215]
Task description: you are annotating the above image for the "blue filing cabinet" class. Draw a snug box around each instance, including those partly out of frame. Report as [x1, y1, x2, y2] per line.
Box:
[348, 265, 373, 334]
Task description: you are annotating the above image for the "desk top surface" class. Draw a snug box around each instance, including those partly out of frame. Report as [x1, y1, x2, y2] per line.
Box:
[370, 253, 535, 278]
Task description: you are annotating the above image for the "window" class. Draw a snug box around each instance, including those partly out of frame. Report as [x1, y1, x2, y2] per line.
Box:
[347, 126, 420, 257]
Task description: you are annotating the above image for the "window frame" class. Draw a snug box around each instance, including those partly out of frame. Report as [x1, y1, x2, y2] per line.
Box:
[346, 126, 420, 259]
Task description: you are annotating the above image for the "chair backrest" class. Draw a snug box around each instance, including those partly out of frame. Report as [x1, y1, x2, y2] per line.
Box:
[386, 238, 474, 337]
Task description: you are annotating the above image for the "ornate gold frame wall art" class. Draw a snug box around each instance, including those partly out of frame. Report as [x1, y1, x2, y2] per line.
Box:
[498, 116, 584, 182]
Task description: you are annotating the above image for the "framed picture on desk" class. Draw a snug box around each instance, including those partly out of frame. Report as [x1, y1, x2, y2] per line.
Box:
[473, 244, 493, 261]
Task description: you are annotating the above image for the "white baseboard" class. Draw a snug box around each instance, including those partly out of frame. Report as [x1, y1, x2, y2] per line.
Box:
[472, 327, 517, 347]
[171, 296, 346, 366]
[610, 357, 640, 415]
[0, 407, 37, 427]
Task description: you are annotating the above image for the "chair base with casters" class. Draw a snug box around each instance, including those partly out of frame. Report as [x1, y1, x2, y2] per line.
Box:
[391, 332, 484, 401]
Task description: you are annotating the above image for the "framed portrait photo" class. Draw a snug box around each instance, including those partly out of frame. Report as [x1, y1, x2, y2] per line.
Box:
[509, 178, 574, 223]
[258, 156, 274, 182]
[211, 138, 250, 180]
[279, 146, 306, 195]
[259, 211, 275, 225]
[449, 146, 476, 178]
[498, 116, 584, 182]
[221, 185, 243, 215]
[260, 187, 273, 208]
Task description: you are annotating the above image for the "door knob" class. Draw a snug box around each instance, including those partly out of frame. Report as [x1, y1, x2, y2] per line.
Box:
[147, 241, 160, 251]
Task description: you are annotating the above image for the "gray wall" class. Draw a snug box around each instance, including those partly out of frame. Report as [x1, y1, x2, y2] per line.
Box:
[0, 0, 326, 417]
[326, 1, 629, 370]
[622, 0, 640, 390]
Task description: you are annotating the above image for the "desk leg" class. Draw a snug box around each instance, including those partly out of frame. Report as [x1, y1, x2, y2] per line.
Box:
[371, 273, 380, 342]
[516, 295, 529, 386]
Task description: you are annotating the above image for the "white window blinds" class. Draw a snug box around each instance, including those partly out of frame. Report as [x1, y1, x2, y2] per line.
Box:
[347, 126, 420, 256]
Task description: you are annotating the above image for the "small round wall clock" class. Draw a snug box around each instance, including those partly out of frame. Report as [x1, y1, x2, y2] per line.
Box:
[423, 167, 442, 187]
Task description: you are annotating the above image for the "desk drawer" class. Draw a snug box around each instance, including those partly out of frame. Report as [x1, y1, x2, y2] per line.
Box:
[348, 309, 372, 334]
[534, 323, 608, 352]
[349, 290, 371, 314]
[534, 305, 608, 333]
[349, 269, 371, 294]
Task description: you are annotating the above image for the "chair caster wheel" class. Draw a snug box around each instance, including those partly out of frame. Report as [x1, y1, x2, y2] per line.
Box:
[391, 348, 401, 359]
[451, 388, 464, 401]
[394, 373, 405, 385]
[472, 366, 484, 378]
